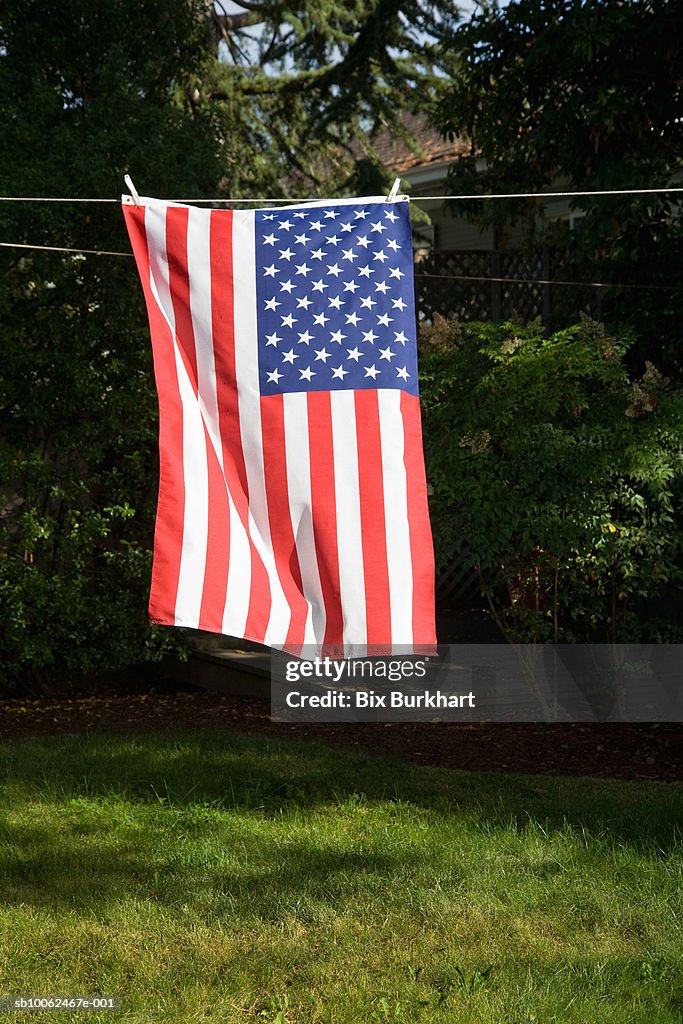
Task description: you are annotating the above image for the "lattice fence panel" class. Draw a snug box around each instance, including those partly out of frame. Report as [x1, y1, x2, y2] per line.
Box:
[500, 251, 546, 321]
[414, 248, 603, 327]
[435, 542, 482, 607]
[415, 250, 492, 323]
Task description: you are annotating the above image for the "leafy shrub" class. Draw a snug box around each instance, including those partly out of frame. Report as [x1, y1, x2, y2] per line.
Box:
[419, 316, 683, 642]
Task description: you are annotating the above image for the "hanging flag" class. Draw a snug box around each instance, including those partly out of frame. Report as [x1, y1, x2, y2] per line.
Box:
[122, 194, 435, 657]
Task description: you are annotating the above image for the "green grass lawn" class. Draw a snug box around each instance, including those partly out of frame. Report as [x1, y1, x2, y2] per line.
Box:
[0, 728, 681, 1023]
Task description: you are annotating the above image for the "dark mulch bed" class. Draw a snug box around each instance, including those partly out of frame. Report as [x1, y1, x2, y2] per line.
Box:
[0, 682, 680, 783]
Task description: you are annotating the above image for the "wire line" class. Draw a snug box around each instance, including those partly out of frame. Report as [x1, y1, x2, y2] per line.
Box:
[0, 186, 682, 204]
[1, 241, 678, 291]
[0, 241, 132, 257]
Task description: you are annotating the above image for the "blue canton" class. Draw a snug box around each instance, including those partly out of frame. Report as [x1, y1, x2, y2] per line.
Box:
[255, 201, 418, 398]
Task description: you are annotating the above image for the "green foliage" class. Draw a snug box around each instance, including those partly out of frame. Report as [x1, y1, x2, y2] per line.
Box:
[0, 0, 460, 687]
[435, 0, 683, 369]
[0, 0, 225, 687]
[420, 317, 683, 642]
[206, 0, 461, 196]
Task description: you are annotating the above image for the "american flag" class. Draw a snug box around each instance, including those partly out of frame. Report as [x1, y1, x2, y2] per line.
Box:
[123, 195, 435, 657]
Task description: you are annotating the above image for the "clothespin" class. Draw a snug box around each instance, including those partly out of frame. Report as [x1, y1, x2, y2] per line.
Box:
[123, 174, 141, 205]
[387, 178, 401, 202]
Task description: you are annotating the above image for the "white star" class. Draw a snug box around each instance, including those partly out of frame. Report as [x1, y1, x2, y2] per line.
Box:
[379, 346, 395, 361]
[340, 222, 353, 233]
[313, 311, 330, 326]
[360, 296, 376, 310]
[299, 366, 315, 381]
[296, 296, 313, 310]
[282, 349, 298, 364]
[295, 233, 310, 245]
[265, 332, 281, 347]
[264, 264, 278, 277]
[330, 330, 346, 344]
[280, 279, 295, 293]
[309, 219, 323, 231]
[298, 330, 314, 345]
[295, 263, 312, 277]
[263, 233, 277, 245]
[332, 364, 349, 380]
[375, 281, 390, 294]
[364, 364, 381, 379]
[343, 280, 359, 293]
[362, 329, 378, 344]
[281, 313, 297, 328]
[328, 296, 344, 309]
[325, 234, 340, 246]
[356, 235, 370, 248]
[392, 297, 407, 311]
[341, 248, 357, 262]
[327, 263, 342, 277]
[265, 297, 281, 311]
[389, 267, 405, 280]
[310, 248, 325, 261]
[278, 219, 293, 231]
[324, 210, 339, 219]
[315, 347, 331, 362]
[347, 347, 362, 361]
[396, 366, 410, 381]
[262, 213, 276, 221]
[312, 279, 328, 292]
[293, 211, 307, 219]
[394, 331, 408, 344]
[377, 313, 393, 327]
[387, 239, 400, 252]
[358, 266, 374, 278]
[354, 209, 370, 220]
[370, 220, 386, 233]
[267, 368, 283, 383]
[373, 249, 389, 263]
[384, 209, 399, 223]
[279, 248, 294, 260]
[345, 312, 361, 326]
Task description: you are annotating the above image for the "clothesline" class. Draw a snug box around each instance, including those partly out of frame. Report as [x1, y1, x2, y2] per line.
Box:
[0, 240, 677, 292]
[0, 186, 682, 204]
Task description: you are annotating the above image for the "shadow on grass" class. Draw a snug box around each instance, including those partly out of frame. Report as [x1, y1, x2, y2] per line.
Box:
[0, 810, 418, 921]
[0, 729, 680, 860]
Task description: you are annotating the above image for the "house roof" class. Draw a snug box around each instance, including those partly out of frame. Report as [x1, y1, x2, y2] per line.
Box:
[366, 112, 470, 174]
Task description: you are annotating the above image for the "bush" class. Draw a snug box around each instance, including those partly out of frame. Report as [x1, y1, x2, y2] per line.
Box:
[419, 316, 683, 643]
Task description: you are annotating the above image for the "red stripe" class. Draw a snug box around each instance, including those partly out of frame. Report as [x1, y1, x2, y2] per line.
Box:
[197, 418, 231, 633]
[260, 395, 308, 652]
[165, 207, 199, 396]
[122, 205, 184, 625]
[354, 390, 392, 651]
[209, 210, 271, 642]
[400, 392, 437, 647]
[307, 391, 343, 650]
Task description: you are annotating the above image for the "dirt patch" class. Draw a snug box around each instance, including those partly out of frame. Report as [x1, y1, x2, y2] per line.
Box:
[0, 685, 679, 783]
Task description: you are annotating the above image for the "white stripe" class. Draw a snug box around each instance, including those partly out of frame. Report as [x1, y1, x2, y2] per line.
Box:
[378, 390, 414, 648]
[221, 494, 252, 638]
[186, 208, 251, 637]
[283, 393, 326, 646]
[187, 208, 222, 471]
[231, 212, 291, 647]
[330, 390, 367, 649]
[145, 206, 209, 628]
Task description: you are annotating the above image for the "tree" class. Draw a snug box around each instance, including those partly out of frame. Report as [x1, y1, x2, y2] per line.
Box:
[435, 0, 683, 370]
[197, 0, 462, 196]
[0, 0, 460, 687]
